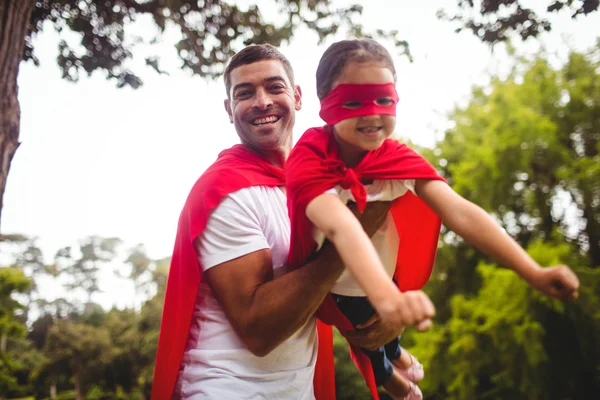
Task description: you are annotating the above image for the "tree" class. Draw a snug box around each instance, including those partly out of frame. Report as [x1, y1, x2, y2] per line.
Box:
[0, 235, 170, 398]
[410, 243, 600, 400]
[405, 45, 600, 399]
[440, 0, 599, 45]
[0, 0, 411, 231]
[42, 320, 112, 400]
[0, 0, 33, 233]
[0, 267, 31, 395]
[100, 308, 154, 398]
[54, 236, 121, 308]
[134, 256, 168, 398]
[421, 42, 600, 268]
[0, 234, 51, 322]
[123, 243, 154, 305]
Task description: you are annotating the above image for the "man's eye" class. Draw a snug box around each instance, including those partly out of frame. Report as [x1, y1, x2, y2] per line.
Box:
[342, 101, 363, 109]
[375, 97, 394, 106]
[235, 90, 252, 98]
[269, 85, 285, 93]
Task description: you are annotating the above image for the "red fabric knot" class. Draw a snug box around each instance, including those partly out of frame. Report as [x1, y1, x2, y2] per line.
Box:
[340, 167, 358, 189]
[340, 168, 367, 213]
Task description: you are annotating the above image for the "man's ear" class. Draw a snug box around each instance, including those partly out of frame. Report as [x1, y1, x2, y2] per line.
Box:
[294, 85, 302, 111]
[224, 99, 233, 123]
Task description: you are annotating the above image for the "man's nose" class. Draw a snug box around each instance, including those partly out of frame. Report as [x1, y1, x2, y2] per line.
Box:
[253, 88, 273, 110]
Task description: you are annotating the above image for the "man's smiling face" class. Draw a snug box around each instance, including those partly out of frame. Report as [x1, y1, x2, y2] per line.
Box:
[225, 59, 302, 152]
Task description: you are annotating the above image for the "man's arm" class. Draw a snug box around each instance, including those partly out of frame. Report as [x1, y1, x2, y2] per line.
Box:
[203, 201, 391, 357]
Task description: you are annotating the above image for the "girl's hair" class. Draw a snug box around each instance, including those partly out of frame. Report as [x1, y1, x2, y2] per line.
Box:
[316, 38, 397, 100]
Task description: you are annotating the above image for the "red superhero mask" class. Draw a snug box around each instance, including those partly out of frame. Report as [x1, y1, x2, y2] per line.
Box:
[319, 83, 399, 126]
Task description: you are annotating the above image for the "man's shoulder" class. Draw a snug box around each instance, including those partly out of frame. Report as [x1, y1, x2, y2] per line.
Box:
[186, 146, 254, 197]
[225, 185, 282, 204]
[191, 171, 279, 201]
[188, 143, 284, 199]
[186, 169, 280, 217]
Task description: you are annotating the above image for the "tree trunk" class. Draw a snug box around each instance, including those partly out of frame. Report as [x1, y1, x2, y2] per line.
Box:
[583, 201, 600, 267]
[50, 379, 57, 399]
[73, 369, 84, 400]
[0, 0, 34, 231]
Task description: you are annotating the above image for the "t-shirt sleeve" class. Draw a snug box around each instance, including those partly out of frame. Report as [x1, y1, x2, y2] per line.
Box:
[401, 179, 417, 195]
[194, 188, 270, 272]
[380, 179, 417, 200]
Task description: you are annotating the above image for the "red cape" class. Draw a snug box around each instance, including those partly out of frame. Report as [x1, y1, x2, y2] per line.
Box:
[286, 127, 444, 399]
[151, 145, 334, 400]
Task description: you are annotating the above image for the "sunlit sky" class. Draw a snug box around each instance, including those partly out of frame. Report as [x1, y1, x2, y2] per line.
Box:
[5, 0, 599, 309]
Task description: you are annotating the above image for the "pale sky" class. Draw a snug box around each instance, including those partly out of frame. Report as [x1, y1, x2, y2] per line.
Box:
[4, 0, 599, 309]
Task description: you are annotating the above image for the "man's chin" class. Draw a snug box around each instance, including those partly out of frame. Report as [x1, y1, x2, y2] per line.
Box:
[252, 123, 280, 135]
[243, 134, 285, 151]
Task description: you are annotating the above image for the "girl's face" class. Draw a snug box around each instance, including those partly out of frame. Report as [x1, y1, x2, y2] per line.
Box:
[331, 62, 396, 154]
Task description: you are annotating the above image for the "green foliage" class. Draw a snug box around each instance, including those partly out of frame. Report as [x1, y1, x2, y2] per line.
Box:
[0, 267, 32, 397]
[0, 235, 164, 399]
[42, 321, 112, 398]
[426, 42, 600, 267]
[0, 268, 30, 338]
[408, 241, 600, 400]
[2, 37, 600, 400]
[405, 44, 600, 400]
[333, 329, 371, 399]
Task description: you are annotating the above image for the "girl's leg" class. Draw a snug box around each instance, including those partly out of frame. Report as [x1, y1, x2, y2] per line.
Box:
[363, 340, 422, 399]
[383, 369, 423, 400]
[391, 349, 424, 382]
[332, 294, 423, 395]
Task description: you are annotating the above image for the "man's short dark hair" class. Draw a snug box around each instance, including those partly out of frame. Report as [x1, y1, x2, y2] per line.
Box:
[224, 44, 295, 97]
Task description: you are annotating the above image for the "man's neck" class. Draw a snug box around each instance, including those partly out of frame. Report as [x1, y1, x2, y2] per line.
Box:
[245, 136, 292, 168]
[261, 146, 290, 168]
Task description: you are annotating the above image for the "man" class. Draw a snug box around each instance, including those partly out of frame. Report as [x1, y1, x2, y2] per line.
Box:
[152, 44, 579, 400]
[151, 44, 424, 400]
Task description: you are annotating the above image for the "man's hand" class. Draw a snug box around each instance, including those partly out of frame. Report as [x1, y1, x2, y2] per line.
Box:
[341, 311, 433, 351]
[341, 314, 402, 351]
[527, 264, 580, 301]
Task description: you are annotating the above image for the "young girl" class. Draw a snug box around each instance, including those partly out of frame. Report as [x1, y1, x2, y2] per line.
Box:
[286, 39, 439, 400]
[286, 39, 580, 400]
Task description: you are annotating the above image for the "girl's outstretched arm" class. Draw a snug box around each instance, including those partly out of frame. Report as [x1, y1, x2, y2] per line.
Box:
[415, 179, 579, 301]
[306, 193, 435, 329]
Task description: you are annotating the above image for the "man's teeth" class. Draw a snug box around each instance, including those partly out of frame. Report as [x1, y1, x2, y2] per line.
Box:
[252, 115, 279, 125]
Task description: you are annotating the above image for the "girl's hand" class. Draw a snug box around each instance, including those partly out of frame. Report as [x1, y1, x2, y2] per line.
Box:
[526, 264, 580, 301]
[371, 290, 436, 331]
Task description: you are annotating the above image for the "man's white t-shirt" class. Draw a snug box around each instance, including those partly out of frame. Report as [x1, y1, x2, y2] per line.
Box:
[313, 179, 416, 296]
[178, 186, 318, 400]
